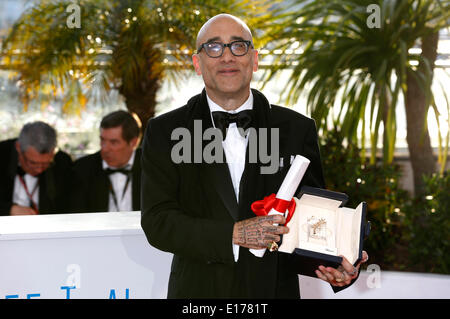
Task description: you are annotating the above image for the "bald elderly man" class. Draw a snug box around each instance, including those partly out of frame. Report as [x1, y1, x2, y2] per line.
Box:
[141, 14, 367, 298]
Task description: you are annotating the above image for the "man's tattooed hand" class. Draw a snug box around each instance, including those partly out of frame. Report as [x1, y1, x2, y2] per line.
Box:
[232, 215, 289, 249]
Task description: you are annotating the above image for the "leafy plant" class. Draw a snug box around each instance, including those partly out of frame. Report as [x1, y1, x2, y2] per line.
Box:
[262, 0, 450, 195]
[403, 172, 450, 274]
[1, 0, 277, 131]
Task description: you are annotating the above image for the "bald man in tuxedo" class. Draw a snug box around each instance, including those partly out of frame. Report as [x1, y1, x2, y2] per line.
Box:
[140, 14, 367, 298]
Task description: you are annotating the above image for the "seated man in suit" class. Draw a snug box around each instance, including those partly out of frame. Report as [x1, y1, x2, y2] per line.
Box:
[140, 14, 368, 298]
[71, 110, 142, 213]
[0, 121, 73, 215]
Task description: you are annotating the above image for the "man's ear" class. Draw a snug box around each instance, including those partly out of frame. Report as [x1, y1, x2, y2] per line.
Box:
[252, 49, 259, 72]
[192, 54, 202, 75]
[129, 137, 139, 149]
[15, 141, 21, 154]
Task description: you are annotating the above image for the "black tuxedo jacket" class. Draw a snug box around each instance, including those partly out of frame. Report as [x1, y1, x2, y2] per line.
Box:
[141, 89, 326, 298]
[0, 138, 73, 215]
[70, 149, 141, 213]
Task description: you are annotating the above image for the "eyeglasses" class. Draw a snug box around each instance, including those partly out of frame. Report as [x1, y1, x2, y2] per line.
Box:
[197, 40, 253, 58]
[20, 151, 53, 169]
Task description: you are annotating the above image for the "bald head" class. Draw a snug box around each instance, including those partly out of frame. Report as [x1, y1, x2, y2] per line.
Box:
[192, 13, 258, 110]
[195, 14, 253, 49]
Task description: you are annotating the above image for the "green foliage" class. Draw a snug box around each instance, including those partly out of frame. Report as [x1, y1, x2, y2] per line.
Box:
[262, 0, 450, 168]
[320, 128, 450, 274]
[1, 0, 278, 123]
[403, 173, 450, 274]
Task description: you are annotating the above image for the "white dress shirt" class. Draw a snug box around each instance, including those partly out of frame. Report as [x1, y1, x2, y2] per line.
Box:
[102, 151, 135, 212]
[12, 172, 39, 209]
[207, 91, 254, 262]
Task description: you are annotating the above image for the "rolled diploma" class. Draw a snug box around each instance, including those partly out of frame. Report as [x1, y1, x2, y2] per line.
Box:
[250, 155, 310, 257]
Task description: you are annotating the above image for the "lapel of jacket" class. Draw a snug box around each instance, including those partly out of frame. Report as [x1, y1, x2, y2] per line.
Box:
[38, 169, 52, 213]
[188, 89, 240, 221]
[6, 140, 19, 199]
[238, 89, 269, 219]
[94, 152, 110, 212]
[131, 148, 141, 211]
[238, 89, 293, 219]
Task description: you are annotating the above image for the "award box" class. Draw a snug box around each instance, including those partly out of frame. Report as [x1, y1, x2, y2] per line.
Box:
[279, 186, 371, 278]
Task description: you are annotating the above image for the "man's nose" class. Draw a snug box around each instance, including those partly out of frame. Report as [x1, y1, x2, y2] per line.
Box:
[34, 166, 46, 175]
[101, 142, 110, 153]
[220, 45, 236, 62]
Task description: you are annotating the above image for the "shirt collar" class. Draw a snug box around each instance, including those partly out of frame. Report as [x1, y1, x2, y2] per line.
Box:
[207, 90, 253, 114]
[207, 91, 253, 129]
[102, 150, 135, 170]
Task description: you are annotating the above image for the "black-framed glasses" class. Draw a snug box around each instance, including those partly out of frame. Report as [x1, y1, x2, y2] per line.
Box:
[197, 40, 253, 58]
[20, 151, 54, 169]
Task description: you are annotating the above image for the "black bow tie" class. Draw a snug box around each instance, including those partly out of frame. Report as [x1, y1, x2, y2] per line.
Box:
[105, 167, 131, 176]
[212, 110, 254, 140]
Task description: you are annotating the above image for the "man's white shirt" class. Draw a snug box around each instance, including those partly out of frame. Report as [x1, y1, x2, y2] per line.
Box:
[102, 151, 135, 212]
[207, 91, 254, 262]
[12, 172, 39, 208]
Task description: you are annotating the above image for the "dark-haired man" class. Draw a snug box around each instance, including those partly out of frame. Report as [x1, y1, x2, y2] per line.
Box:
[0, 121, 73, 215]
[70, 110, 142, 213]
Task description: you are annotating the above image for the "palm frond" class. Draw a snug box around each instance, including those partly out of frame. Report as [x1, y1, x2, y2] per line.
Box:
[261, 0, 450, 164]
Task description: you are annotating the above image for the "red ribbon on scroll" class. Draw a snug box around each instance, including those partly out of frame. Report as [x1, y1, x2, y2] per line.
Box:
[250, 193, 296, 225]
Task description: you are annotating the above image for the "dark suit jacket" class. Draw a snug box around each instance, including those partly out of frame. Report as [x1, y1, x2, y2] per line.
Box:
[0, 138, 73, 215]
[141, 89, 330, 298]
[70, 149, 141, 213]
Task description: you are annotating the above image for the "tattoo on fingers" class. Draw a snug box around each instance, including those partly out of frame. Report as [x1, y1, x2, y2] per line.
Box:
[262, 225, 278, 233]
[236, 216, 282, 248]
